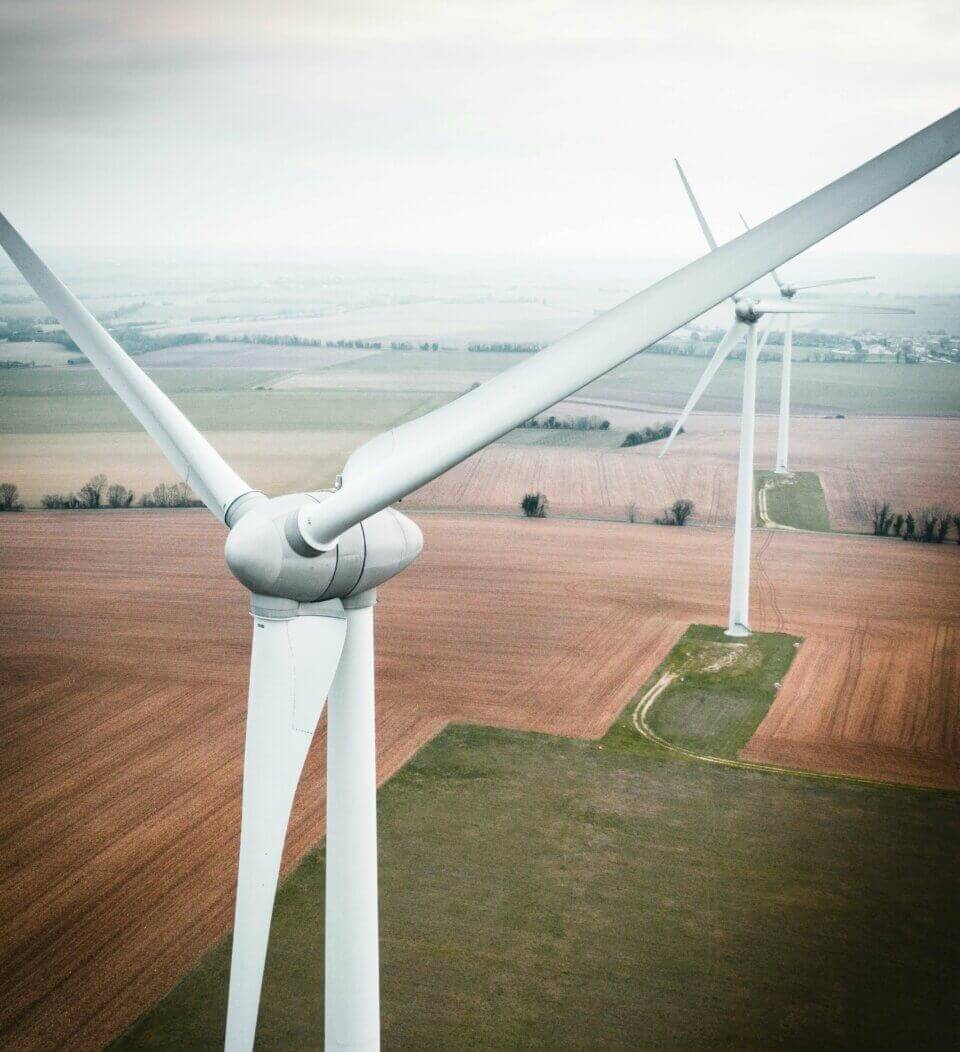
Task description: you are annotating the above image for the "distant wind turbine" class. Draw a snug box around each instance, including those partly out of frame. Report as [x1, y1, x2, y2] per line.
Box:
[1, 107, 956, 1049]
[663, 160, 912, 637]
[737, 210, 874, 474]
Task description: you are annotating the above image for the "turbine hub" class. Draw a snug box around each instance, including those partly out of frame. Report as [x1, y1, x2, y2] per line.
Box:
[734, 300, 762, 324]
[225, 492, 422, 602]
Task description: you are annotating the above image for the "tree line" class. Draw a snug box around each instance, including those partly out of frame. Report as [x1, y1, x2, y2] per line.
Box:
[1, 321, 204, 359]
[0, 475, 204, 511]
[217, 334, 385, 349]
[621, 422, 678, 447]
[871, 502, 959, 544]
[519, 414, 610, 431]
[469, 342, 542, 353]
[521, 490, 695, 528]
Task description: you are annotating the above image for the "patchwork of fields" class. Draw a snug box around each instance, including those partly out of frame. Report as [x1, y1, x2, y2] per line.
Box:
[408, 413, 960, 533]
[2, 350, 958, 526]
[1, 511, 957, 1049]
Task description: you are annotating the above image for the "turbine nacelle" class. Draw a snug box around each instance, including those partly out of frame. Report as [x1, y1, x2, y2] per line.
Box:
[734, 299, 765, 324]
[225, 492, 422, 603]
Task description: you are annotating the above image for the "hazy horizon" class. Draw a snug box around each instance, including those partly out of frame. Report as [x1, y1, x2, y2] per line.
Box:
[1, 1, 957, 262]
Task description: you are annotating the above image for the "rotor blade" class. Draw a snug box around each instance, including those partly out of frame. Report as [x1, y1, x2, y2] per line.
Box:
[751, 299, 913, 315]
[755, 315, 776, 357]
[659, 321, 748, 457]
[0, 213, 255, 522]
[790, 276, 875, 290]
[225, 599, 347, 1052]
[739, 211, 786, 292]
[297, 107, 960, 548]
[675, 158, 718, 251]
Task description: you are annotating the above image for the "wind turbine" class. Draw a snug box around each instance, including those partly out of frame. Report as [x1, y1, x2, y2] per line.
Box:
[662, 161, 913, 637]
[2, 107, 957, 1051]
[736, 210, 875, 475]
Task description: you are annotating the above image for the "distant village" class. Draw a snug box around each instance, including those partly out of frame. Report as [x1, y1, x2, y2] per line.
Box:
[675, 325, 960, 365]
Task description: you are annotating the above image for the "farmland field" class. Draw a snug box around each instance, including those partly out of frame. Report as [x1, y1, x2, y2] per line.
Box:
[0, 430, 367, 506]
[0, 341, 75, 366]
[409, 414, 960, 533]
[154, 299, 596, 349]
[579, 355, 960, 417]
[0, 385, 446, 436]
[1, 512, 958, 1049]
[2, 413, 958, 529]
[2, 345, 959, 519]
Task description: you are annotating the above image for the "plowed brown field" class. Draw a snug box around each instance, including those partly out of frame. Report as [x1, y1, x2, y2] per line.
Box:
[1, 511, 957, 1050]
[408, 414, 960, 532]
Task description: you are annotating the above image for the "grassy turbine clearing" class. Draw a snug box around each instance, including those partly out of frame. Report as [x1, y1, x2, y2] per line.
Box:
[755, 470, 832, 532]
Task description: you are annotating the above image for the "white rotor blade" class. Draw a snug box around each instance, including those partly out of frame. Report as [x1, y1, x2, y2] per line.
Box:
[659, 322, 748, 457]
[297, 107, 960, 548]
[739, 211, 786, 292]
[0, 214, 254, 522]
[225, 600, 347, 1052]
[755, 315, 776, 357]
[675, 158, 718, 251]
[791, 276, 875, 290]
[751, 299, 913, 315]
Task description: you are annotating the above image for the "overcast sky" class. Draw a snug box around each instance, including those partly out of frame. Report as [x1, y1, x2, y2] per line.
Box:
[1, 0, 957, 264]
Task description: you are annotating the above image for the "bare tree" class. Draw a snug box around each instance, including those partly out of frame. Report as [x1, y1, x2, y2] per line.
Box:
[78, 473, 108, 509]
[41, 493, 79, 509]
[671, 499, 695, 526]
[520, 492, 548, 518]
[0, 482, 24, 512]
[655, 498, 695, 526]
[871, 501, 895, 536]
[917, 509, 946, 544]
[107, 483, 135, 508]
[140, 481, 203, 508]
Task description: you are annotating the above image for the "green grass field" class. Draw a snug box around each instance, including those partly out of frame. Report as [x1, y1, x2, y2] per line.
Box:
[0, 376, 445, 433]
[111, 626, 959, 1050]
[638, 624, 799, 759]
[755, 470, 832, 532]
[586, 356, 960, 416]
[0, 366, 276, 397]
[2, 350, 958, 444]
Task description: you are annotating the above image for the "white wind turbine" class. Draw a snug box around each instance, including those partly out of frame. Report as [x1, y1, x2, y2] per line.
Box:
[2, 108, 957, 1052]
[736, 210, 874, 475]
[662, 160, 913, 638]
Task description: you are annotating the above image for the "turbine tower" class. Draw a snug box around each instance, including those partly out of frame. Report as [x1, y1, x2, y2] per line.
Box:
[2, 107, 957, 1051]
[664, 161, 912, 637]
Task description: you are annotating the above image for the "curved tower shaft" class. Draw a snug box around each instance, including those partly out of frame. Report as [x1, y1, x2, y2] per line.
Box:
[727, 324, 759, 637]
[775, 313, 793, 474]
[325, 592, 381, 1051]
